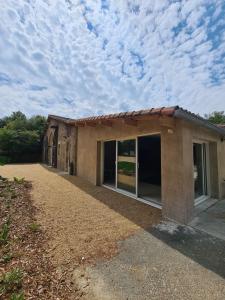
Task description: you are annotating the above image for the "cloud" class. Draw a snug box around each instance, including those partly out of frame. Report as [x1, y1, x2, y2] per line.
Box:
[0, 0, 224, 118]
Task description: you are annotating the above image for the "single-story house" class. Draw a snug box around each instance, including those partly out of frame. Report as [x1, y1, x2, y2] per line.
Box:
[43, 106, 225, 224]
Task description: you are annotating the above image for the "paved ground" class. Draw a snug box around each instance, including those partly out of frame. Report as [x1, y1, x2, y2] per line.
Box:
[191, 199, 225, 241]
[1, 164, 225, 300]
[85, 225, 225, 300]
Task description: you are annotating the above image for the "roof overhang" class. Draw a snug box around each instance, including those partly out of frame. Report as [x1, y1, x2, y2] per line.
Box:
[47, 106, 225, 139]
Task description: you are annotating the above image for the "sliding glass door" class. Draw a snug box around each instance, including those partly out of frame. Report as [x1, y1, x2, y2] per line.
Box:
[102, 136, 162, 206]
[117, 139, 136, 194]
[193, 142, 208, 202]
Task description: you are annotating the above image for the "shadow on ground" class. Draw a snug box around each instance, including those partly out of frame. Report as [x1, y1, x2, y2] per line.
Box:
[150, 225, 225, 278]
[41, 164, 162, 229]
[41, 165, 225, 279]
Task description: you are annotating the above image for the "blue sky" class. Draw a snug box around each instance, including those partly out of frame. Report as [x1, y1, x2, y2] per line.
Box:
[0, 0, 225, 118]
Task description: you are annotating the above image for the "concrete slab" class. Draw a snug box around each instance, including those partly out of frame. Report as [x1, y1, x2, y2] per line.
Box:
[84, 224, 225, 300]
[190, 199, 225, 241]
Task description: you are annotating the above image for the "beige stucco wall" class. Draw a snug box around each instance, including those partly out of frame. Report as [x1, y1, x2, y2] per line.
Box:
[76, 116, 225, 223]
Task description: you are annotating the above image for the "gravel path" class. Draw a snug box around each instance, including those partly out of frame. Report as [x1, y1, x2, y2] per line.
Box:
[0, 164, 161, 267]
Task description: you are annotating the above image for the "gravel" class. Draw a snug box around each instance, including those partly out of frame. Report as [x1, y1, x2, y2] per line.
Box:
[0, 164, 161, 267]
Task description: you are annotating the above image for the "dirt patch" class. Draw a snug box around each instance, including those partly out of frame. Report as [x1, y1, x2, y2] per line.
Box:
[0, 164, 161, 268]
[0, 176, 75, 299]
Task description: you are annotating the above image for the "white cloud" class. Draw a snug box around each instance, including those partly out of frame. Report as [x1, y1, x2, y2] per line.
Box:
[0, 0, 224, 118]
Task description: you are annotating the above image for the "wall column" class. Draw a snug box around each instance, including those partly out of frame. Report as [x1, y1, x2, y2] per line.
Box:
[161, 122, 194, 224]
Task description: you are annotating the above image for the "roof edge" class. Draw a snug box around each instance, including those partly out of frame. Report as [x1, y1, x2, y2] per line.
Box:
[174, 108, 225, 138]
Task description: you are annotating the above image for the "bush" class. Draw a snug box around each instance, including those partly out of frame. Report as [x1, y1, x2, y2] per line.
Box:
[0, 129, 41, 163]
[0, 155, 11, 165]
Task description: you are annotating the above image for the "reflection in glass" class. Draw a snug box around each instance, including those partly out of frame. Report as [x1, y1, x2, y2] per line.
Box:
[117, 139, 136, 194]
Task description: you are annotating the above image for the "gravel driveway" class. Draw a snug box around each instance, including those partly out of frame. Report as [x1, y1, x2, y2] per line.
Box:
[0, 164, 161, 266]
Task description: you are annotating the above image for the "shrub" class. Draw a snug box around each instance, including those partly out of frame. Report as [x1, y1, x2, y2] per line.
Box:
[0, 155, 11, 165]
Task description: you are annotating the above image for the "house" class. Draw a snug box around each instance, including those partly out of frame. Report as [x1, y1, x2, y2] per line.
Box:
[43, 106, 225, 224]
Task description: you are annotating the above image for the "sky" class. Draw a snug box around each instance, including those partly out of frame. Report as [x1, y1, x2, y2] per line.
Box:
[0, 0, 225, 118]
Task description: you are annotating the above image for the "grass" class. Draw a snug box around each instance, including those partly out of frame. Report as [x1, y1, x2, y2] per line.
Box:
[0, 268, 23, 294]
[10, 292, 24, 300]
[2, 253, 13, 264]
[28, 223, 41, 232]
[0, 221, 10, 245]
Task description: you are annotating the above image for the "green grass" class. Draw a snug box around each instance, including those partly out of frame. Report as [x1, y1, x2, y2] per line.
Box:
[2, 253, 13, 264]
[0, 221, 10, 245]
[10, 292, 24, 300]
[28, 223, 41, 232]
[0, 268, 23, 294]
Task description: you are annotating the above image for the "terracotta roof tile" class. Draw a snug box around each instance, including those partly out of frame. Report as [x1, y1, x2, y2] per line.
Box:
[47, 106, 225, 137]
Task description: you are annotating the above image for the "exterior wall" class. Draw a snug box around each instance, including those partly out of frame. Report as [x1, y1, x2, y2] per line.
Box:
[77, 117, 225, 224]
[77, 117, 162, 184]
[44, 119, 77, 174]
[218, 140, 225, 198]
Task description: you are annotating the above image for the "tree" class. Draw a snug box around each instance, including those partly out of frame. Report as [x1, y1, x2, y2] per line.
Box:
[0, 111, 47, 163]
[27, 115, 47, 135]
[205, 111, 225, 125]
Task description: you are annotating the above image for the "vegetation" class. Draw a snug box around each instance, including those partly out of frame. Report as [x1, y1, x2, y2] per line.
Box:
[0, 111, 47, 164]
[205, 111, 225, 125]
[0, 175, 74, 299]
[0, 221, 10, 245]
[0, 268, 23, 294]
[118, 161, 136, 176]
[28, 223, 41, 232]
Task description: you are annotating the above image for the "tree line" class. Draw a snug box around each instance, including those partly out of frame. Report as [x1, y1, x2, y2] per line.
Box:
[0, 112, 47, 164]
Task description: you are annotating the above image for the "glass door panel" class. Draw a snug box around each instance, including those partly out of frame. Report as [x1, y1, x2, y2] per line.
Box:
[117, 139, 136, 194]
[193, 142, 208, 200]
[103, 141, 116, 187]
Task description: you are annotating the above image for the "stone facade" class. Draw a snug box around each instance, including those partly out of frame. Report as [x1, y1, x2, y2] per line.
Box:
[43, 118, 77, 174]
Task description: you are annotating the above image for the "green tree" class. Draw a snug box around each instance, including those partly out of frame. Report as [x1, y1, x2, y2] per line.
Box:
[0, 111, 47, 163]
[205, 111, 225, 124]
[27, 115, 47, 135]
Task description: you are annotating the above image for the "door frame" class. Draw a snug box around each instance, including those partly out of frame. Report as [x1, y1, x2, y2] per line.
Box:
[100, 132, 162, 209]
[193, 139, 211, 206]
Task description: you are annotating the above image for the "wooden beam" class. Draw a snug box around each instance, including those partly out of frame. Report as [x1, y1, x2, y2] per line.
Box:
[123, 118, 137, 126]
[100, 120, 113, 127]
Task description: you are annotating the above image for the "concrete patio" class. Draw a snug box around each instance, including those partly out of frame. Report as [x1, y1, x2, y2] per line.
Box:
[191, 199, 225, 241]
